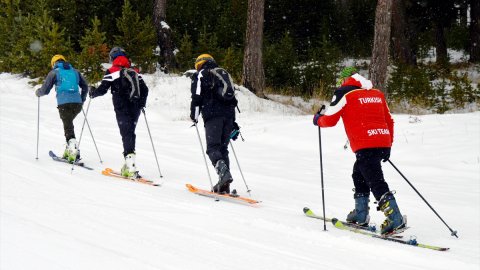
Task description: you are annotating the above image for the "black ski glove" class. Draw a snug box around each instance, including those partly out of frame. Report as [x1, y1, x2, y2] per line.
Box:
[190, 112, 198, 123]
[231, 122, 240, 141]
[313, 112, 322, 126]
[382, 148, 391, 162]
[313, 105, 326, 126]
[89, 86, 96, 98]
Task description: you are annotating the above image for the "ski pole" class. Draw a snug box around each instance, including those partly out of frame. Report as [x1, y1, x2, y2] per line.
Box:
[229, 141, 251, 196]
[388, 160, 458, 238]
[343, 139, 349, 150]
[317, 105, 327, 231]
[193, 122, 216, 199]
[71, 99, 91, 173]
[142, 108, 163, 179]
[83, 99, 103, 164]
[36, 96, 40, 160]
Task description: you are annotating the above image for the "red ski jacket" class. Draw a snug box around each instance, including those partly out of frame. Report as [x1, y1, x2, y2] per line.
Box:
[317, 74, 394, 152]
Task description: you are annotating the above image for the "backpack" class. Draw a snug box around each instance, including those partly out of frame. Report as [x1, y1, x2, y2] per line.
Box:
[210, 67, 235, 102]
[55, 62, 79, 94]
[120, 67, 141, 102]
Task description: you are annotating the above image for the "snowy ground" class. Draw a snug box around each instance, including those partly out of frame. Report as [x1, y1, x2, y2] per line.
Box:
[0, 72, 479, 270]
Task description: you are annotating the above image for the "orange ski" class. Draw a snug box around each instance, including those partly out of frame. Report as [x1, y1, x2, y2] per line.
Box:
[102, 168, 160, 186]
[186, 184, 260, 205]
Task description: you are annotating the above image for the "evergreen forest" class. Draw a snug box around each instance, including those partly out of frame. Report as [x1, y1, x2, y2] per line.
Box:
[0, 0, 478, 113]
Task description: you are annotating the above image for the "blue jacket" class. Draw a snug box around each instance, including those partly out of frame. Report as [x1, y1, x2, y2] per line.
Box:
[37, 61, 88, 105]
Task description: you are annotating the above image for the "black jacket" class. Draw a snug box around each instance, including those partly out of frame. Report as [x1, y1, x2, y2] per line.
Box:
[190, 61, 237, 122]
[92, 56, 148, 110]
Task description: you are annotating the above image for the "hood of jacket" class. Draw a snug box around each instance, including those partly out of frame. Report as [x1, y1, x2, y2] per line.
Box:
[112, 55, 131, 68]
[341, 73, 373, 90]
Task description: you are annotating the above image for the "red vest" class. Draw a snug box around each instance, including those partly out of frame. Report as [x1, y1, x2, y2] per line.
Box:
[318, 76, 394, 152]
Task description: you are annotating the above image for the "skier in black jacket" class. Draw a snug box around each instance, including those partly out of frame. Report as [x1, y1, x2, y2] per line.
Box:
[89, 47, 148, 178]
[190, 54, 239, 193]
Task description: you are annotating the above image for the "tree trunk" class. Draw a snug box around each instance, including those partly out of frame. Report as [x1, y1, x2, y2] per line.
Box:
[434, 21, 448, 66]
[470, 0, 480, 63]
[391, 0, 415, 65]
[369, 0, 393, 94]
[242, 0, 266, 98]
[153, 0, 175, 72]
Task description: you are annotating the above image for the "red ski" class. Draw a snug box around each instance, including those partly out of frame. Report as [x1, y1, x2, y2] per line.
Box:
[102, 168, 160, 186]
[186, 184, 260, 205]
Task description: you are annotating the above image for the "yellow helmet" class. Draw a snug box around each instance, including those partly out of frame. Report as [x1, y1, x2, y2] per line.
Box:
[51, 54, 66, 68]
[194, 54, 214, 71]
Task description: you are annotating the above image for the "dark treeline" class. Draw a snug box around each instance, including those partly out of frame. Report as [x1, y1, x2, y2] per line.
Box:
[0, 0, 478, 111]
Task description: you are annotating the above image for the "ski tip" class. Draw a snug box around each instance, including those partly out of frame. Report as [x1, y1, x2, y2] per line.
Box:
[303, 207, 310, 213]
[48, 150, 55, 157]
[185, 183, 196, 192]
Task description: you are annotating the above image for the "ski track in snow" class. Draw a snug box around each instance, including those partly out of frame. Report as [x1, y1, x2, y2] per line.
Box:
[0, 73, 479, 270]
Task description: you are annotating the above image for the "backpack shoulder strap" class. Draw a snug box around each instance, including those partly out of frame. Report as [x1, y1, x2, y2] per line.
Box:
[122, 67, 141, 99]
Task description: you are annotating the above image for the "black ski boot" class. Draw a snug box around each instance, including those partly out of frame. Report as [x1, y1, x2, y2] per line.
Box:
[212, 159, 233, 194]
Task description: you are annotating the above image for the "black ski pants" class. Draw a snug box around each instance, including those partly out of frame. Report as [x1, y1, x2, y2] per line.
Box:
[114, 105, 141, 157]
[352, 147, 391, 201]
[58, 103, 82, 142]
[204, 116, 234, 167]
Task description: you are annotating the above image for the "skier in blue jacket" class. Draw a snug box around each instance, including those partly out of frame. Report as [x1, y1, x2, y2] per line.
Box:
[35, 54, 89, 162]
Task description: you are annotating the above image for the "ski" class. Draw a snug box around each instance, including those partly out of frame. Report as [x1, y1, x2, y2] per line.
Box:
[331, 218, 449, 251]
[186, 184, 260, 205]
[49, 151, 93, 170]
[303, 207, 380, 233]
[303, 207, 409, 238]
[102, 168, 160, 186]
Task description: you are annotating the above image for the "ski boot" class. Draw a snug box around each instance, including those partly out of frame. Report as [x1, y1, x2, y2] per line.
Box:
[346, 192, 370, 226]
[212, 159, 233, 194]
[121, 153, 139, 179]
[378, 191, 407, 235]
[63, 138, 79, 163]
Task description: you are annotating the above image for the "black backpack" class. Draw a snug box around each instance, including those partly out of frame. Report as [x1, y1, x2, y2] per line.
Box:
[120, 67, 141, 101]
[210, 67, 235, 102]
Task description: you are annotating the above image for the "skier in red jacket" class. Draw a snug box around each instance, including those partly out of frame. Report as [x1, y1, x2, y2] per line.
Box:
[313, 67, 406, 235]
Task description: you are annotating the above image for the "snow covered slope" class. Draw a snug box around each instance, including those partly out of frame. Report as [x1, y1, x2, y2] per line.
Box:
[0, 73, 479, 270]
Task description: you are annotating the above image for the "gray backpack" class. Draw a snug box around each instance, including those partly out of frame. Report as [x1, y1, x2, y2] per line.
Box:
[210, 67, 235, 102]
[120, 67, 141, 101]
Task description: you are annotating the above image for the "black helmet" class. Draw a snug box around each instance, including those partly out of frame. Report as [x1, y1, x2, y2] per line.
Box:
[109, 47, 126, 63]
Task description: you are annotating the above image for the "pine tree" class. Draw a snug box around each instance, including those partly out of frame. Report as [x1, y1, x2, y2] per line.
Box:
[264, 32, 298, 90]
[7, 0, 72, 78]
[176, 32, 194, 71]
[114, 0, 156, 72]
[32, 10, 73, 78]
[196, 26, 220, 59]
[77, 16, 109, 84]
[221, 45, 243, 82]
[0, 0, 22, 72]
